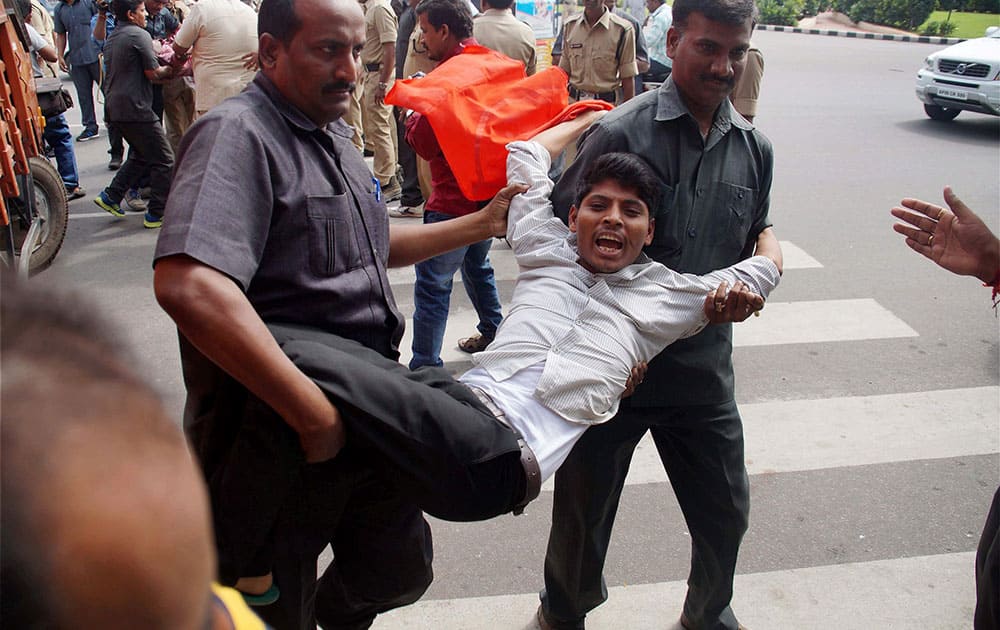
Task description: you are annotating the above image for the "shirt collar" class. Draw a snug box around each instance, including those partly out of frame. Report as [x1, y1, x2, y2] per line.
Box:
[651, 3, 668, 17]
[654, 77, 754, 133]
[592, 6, 613, 30]
[253, 73, 355, 140]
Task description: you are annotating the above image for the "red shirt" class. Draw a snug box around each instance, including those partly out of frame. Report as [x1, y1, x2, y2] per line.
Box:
[404, 37, 484, 215]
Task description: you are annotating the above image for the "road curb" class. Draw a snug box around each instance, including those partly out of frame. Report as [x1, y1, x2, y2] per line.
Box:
[755, 23, 964, 45]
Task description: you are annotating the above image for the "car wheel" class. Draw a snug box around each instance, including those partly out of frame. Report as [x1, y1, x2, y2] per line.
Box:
[924, 104, 961, 121]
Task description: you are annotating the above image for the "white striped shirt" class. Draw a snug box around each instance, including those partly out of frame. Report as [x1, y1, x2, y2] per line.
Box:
[470, 140, 780, 426]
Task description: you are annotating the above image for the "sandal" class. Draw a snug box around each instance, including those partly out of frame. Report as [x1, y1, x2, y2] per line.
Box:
[457, 333, 493, 354]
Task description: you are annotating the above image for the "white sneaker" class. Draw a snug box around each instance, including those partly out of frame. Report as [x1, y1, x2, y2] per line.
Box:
[389, 202, 424, 218]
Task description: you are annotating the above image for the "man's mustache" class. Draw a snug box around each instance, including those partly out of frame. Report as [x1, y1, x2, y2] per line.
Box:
[322, 82, 357, 94]
[700, 73, 735, 88]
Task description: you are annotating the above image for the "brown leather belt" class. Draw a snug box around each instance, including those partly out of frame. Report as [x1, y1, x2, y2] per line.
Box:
[468, 386, 542, 515]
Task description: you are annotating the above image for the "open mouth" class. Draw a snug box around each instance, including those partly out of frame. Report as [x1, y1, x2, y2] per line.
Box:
[595, 235, 623, 254]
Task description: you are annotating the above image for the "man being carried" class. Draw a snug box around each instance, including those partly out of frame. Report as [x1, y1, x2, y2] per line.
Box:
[268, 110, 782, 522]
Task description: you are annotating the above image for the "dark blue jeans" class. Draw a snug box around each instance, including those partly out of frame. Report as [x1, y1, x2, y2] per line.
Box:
[69, 61, 100, 134]
[542, 399, 749, 630]
[42, 113, 78, 190]
[409, 210, 503, 369]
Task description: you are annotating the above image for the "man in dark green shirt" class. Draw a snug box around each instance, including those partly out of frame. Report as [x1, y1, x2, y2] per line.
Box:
[539, 0, 781, 629]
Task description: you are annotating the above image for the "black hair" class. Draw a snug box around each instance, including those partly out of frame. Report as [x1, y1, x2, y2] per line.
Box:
[0, 273, 178, 629]
[415, 0, 473, 40]
[112, 0, 144, 22]
[258, 0, 302, 45]
[485, 0, 514, 10]
[14, 0, 31, 19]
[672, 0, 759, 30]
[574, 152, 661, 219]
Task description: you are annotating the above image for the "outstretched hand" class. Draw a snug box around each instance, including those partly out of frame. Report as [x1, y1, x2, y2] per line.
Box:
[891, 186, 1000, 283]
[483, 183, 530, 237]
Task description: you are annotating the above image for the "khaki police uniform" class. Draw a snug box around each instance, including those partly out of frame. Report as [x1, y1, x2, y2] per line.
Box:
[473, 8, 537, 76]
[360, 0, 398, 185]
[558, 7, 637, 104]
[731, 44, 763, 120]
[404, 24, 436, 200]
[345, 59, 365, 152]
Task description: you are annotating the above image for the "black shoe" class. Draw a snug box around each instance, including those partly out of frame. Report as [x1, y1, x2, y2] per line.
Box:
[363, 148, 375, 157]
[108, 155, 122, 170]
[76, 128, 99, 142]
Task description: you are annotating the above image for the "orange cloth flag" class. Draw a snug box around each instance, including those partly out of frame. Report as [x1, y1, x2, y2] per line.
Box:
[386, 45, 611, 201]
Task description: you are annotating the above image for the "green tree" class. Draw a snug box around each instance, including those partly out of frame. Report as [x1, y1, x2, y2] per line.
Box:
[758, 0, 805, 25]
[846, 0, 935, 30]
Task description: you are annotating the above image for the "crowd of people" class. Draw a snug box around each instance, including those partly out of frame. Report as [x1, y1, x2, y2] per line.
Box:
[6, 0, 997, 629]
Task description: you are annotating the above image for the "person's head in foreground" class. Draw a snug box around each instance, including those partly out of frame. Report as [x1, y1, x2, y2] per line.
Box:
[0, 277, 227, 630]
[668, 0, 758, 116]
[415, 0, 473, 61]
[257, 0, 365, 126]
[570, 152, 660, 274]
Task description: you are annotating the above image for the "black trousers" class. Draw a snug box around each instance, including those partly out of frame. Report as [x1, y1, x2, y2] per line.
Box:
[394, 108, 423, 207]
[272, 323, 526, 521]
[198, 325, 526, 626]
[185, 337, 434, 630]
[105, 121, 173, 219]
[541, 399, 748, 630]
[976, 486, 1000, 630]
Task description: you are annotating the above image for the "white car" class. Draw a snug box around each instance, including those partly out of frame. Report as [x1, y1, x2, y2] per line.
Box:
[915, 26, 1000, 121]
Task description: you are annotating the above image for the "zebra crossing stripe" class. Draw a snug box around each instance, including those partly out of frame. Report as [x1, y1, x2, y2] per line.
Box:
[592, 386, 999, 489]
[372, 552, 976, 629]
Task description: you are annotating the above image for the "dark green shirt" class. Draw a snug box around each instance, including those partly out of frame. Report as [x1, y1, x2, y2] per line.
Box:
[552, 79, 774, 406]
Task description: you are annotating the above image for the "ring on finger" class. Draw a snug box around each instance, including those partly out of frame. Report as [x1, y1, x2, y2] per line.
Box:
[928, 234, 935, 246]
[936, 208, 945, 221]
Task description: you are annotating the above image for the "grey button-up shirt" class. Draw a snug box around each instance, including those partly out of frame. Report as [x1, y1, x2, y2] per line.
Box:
[156, 73, 403, 359]
[474, 141, 779, 425]
[53, 0, 100, 66]
[551, 79, 775, 406]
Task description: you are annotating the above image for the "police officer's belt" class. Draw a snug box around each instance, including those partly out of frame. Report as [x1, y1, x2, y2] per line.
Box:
[568, 85, 615, 103]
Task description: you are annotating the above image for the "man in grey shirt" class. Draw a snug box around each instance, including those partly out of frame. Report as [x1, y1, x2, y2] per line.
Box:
[153, 0, 520, 626]
[53, 0, 102, 141]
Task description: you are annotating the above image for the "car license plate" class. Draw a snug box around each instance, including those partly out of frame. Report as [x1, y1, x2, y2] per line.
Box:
[937, 87, 968, 100]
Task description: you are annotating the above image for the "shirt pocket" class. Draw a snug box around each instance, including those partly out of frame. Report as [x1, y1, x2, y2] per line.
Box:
[305, 194, 362, 276]
[590, 39, 619, 82]
[707, 182, 756, 250]
[648, 182, 682, 262]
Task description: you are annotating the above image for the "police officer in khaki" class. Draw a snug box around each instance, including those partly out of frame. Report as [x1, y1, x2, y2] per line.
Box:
[402, 21, 437, 203]
[360, 0, 401, 201]
[558, 0, 638, 105]
[473, 0, 537, 76]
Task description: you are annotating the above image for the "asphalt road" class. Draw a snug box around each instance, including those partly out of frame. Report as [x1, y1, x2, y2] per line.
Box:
[34, 27, 1000, 629]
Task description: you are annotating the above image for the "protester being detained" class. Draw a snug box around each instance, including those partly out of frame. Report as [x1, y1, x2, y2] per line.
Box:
[269, 111, 783, 521]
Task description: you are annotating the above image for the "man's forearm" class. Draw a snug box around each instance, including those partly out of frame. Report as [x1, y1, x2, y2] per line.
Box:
[388, 213, 495, 267]
[54, 32, 66, 59]
[621, 78, 635, 102]
[153, 256, 336, 436]
[380, 42, 395, 85]
[754, 227, 783, 275]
